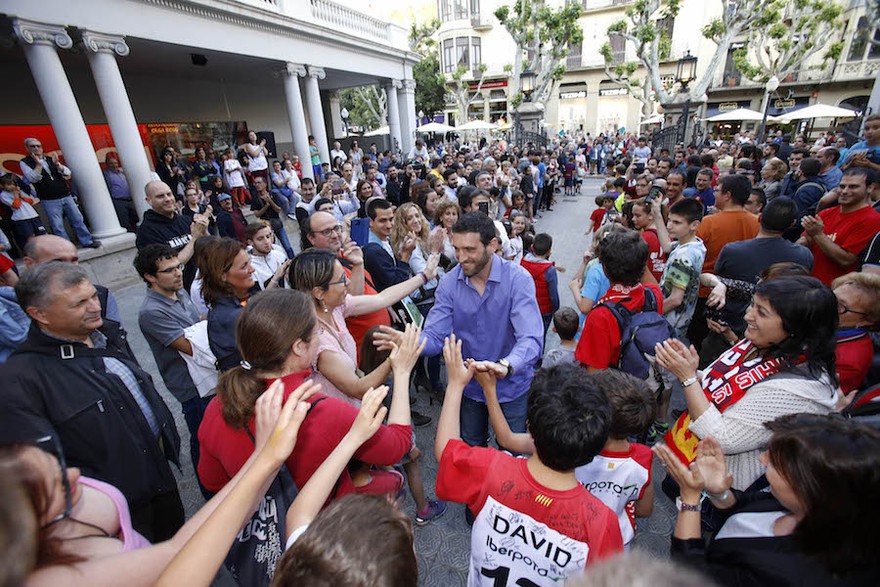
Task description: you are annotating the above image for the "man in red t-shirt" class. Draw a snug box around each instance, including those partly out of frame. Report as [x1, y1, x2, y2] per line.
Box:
[436, 342, 623, 586]
[801, 168, 880, 285]
[576, 230, 663, 371]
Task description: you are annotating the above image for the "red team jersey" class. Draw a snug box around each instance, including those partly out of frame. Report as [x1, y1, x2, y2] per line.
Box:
[810, 205, 880, 285]
[437, 440, 623, 586]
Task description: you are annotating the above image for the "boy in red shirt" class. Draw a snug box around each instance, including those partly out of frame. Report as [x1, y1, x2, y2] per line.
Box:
[576, 230, 663, 371]
[435, 337, 623, 586]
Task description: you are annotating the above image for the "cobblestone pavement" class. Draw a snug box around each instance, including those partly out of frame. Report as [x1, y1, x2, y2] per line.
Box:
[112, 176, 675, 586]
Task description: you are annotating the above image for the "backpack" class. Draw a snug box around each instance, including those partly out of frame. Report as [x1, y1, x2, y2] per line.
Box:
[599, 287, 675, 379]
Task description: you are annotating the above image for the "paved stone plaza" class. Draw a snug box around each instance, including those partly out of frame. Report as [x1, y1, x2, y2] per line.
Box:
[112, 177, 675, 586]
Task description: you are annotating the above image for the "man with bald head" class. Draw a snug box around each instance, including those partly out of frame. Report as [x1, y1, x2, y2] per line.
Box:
[23, 234, 123, 324]
[136, 180, 208, 289]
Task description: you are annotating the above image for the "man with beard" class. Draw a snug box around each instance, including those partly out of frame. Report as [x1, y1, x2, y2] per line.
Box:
[393, 212, 543, 451]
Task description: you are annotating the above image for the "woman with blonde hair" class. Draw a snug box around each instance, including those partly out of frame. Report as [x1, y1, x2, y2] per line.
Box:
[760, 157, 788, 201]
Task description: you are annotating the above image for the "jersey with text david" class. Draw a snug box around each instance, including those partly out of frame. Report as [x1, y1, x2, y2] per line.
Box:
[436, 440, 623, 587]
[575, 444, 652, 545]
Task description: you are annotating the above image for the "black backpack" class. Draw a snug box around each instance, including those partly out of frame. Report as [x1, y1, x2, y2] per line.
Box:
[599, 287, 675, 380]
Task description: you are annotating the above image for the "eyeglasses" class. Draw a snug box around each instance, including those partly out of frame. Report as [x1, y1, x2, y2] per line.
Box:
[28, 144, 43, 149]
[327, 273, 348, 287]
[35, 435, 72, 529]
[314, 225, 343, 238]
[157, 264, 185, 274]
[838, 301, 870, 318]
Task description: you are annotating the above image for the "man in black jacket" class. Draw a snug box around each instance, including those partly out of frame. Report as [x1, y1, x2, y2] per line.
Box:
[136, 180, 208, 290]
[0, 262, 184, 542]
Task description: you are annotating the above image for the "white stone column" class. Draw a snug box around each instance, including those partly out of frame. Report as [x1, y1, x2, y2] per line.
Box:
[81, 31, 152, 220]
[282, 63, 314, 180]
[397, 79, 417, 155]
[304, 66, 330, 165]
[327, 90, 344, 139]
[13, 19, 124, 238]
[384, 80, 402, 154]
[483, 92, 491, 122]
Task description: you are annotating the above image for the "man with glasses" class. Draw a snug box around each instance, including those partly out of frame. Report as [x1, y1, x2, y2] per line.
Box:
[19, 138, 100, 249]
[0, 261, 183, 542]
[135, 244, 212, 496]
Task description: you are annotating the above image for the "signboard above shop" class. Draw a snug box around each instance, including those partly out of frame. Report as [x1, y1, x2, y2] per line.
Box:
[599, 87, 628, 97]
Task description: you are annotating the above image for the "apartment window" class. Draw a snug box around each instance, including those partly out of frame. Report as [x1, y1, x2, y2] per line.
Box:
[848, 17, 880, 61]
[722, 43, 743, 86]
[454, 0, 467, 19]
[440, 0, 452, 22]
[471, 37, 482, 72]
[609, 34, 625, 63]
[470, 0, 480, 17]
[443, 38, 455, 73]
[656, 15, 674, 40]
[456, 37, 470, 70]
[567, 41, 583, 68]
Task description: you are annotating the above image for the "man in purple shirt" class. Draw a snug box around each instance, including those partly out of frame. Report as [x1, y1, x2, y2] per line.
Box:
[420, 212, 543, 449]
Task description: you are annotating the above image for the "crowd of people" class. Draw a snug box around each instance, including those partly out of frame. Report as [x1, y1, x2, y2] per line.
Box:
[0, 120, 879, 587]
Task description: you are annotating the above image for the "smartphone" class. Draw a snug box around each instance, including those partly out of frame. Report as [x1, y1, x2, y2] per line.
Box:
[331, 178, 346, 195]
[478, 202, 490, 216]
[350, 217, 370, 248]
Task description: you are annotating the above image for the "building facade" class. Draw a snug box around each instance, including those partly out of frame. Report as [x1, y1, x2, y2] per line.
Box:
[1, 0, 419, 247]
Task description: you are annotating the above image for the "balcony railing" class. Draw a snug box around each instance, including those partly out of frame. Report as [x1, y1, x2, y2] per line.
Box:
[309, 0, 390, 42]
[471, 14, 493, 30]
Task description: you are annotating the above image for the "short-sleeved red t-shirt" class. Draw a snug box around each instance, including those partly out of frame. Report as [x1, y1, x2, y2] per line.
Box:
[810, 205, 880, 285]
[590, 208, 606, 232]
[574, 283, 664, 370]
[641, 228, 666, 282]
[437, 440, 623, 586]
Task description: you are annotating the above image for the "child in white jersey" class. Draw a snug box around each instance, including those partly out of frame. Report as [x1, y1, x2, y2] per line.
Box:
[574, 369, 656, 547]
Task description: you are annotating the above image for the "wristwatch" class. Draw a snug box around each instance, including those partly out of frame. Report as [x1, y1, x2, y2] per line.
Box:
[497, 359, 513, 378]
[675, 496, 703, 513]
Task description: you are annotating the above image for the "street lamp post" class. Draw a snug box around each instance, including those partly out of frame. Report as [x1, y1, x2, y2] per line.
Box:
[757, 75, 780, 145]
[341, 107, 349, 138]
[675, 50, 698, 145]
[516, 68, 536, 146]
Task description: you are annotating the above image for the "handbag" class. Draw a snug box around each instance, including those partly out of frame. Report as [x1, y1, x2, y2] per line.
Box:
[223, 427, 299, 586]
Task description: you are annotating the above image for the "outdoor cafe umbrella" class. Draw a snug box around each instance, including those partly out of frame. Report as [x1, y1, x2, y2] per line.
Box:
[362, 125, 389, 136]
[705, 108, 770, 122]
[456, 120, 498, 131]
[417, 121, 456, 133]
[778, 103, 858, 121]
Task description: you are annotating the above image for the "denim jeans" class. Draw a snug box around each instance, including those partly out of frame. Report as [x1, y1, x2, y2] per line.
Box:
[42, 195, 94, 245]
[460, 392, 528, 451]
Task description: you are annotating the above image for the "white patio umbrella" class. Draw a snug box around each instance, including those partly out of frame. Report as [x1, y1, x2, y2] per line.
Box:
[457, 120, 498, 131]
[705, 108, 768, 122]
[417, 121, 456, 133]
[362, 125, 389, 136]
[778, 103, 858, 121]
[639, 114, 664, 125]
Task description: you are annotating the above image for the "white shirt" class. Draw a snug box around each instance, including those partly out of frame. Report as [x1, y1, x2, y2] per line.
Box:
[20, 157, 71, 184]
[330, 149, 346, 164]
[249, 248, 288, 289]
